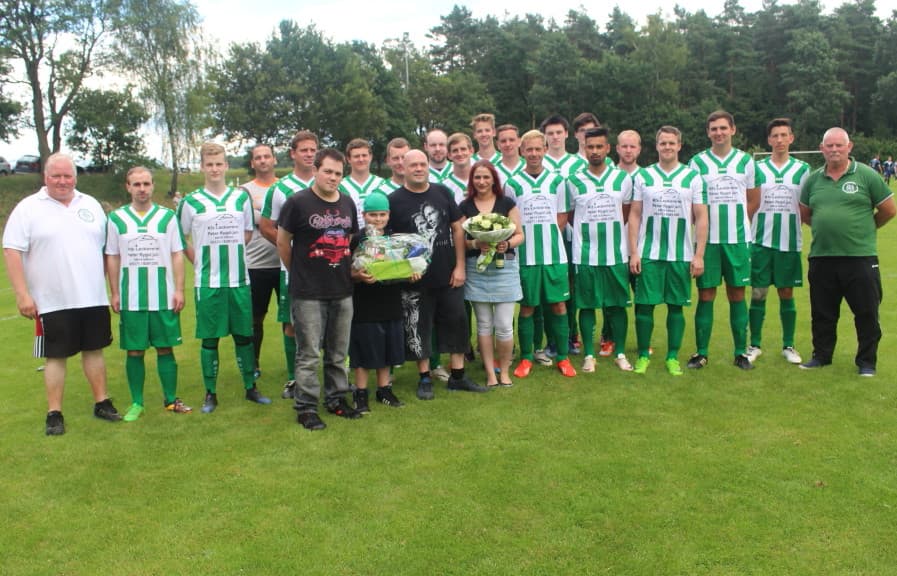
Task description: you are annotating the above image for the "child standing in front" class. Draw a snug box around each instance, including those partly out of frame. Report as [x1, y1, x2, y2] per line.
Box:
[350, 192, 407, 412]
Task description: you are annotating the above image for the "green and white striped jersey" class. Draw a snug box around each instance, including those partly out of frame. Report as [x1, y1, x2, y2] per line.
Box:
[633, 163, 706, 262]
[441, 172, 469, 205]
[429, 163, 453, 182]
[177, 187, 253, 288]
[496, 158, 524, 187]
[753, 156, 809, 252]
[374, 178, 402, 195]
[504, 170, 570, 265]
[543, 153, 586, 177]
[689, 148, 756, 244]
[567, 167, 632, 266]
[472, 151, 502, 165]
[106, 204, 184, 311]
[339, 173, 386, 227]
[261, 173, 314, 222]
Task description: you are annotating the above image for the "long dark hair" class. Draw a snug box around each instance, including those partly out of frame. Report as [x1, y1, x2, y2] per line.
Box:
[465, 160, 504, 202]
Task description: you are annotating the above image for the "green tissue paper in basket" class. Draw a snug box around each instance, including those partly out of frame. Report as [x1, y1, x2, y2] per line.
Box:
[353, 230, 431, 281]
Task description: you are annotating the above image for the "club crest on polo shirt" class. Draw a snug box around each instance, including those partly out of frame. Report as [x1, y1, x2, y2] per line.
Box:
[842, 182, 859, 194]
[78, 208, 95, 222]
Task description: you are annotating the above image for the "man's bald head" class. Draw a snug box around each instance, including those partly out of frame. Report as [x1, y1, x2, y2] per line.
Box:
[403, 149, 430, 190]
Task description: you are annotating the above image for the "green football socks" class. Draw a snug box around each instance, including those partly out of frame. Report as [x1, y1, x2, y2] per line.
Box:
[126, 354, 146, 406]
[283, 333, 296, 380]
[578, 309, 596, 357]
[157, 352, 178, 405]
[635, 304, 654, 358]
[666, 305, 685, 360]
[780, 298, 796, 348]
[201, 338, 219, 394]
[694, 300, 713, 356]
[518, 313, 535, 360]
[749, 297, 767, 348]
[730, 300, 748, 356]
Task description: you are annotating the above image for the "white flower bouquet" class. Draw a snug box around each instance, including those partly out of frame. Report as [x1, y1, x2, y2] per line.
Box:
[462, 213, 516, 272]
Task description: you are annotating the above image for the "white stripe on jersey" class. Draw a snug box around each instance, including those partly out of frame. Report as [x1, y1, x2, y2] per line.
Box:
[633, 163, 705, 262]
[567, 167, 632, 266]
[753, 156, 808, 251]
[689, 148, 756, 244]
[441, 172, 468, 205]
[178, 188, 253, 288]
[106, 204, 183, 311]
[504, 170, 569, 266]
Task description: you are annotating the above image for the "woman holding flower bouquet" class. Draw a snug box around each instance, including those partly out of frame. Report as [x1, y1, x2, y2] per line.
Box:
[459, 160, 524, 387]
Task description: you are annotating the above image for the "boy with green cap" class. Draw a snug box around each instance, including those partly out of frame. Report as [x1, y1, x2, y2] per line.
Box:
[350, 192, 408, 412]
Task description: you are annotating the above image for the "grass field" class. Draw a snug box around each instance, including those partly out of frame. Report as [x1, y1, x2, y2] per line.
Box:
[1, 174, 897, 575]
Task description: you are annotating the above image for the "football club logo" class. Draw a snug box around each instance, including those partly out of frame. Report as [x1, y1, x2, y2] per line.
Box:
[841, 182, 859, 194]
[78, 208, 95, 222]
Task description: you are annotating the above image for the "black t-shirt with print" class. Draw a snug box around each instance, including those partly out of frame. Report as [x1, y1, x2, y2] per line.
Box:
[388, 183, 462, 289]
[278, 188, 358, 299]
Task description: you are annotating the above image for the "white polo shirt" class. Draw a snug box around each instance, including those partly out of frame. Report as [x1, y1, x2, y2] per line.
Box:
[3, 187, 109, 314]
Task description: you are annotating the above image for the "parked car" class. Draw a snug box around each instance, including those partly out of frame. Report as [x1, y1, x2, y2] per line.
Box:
[75, 161, 110, 174]
[15, 154, 41, 174]
[0, 156, 11, 175]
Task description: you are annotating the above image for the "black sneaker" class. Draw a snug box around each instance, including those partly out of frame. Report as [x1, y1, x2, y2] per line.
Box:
[376, 386, 404, 407]
[734, 354, 754, 371]
[417, 376, 434, 401]
[201, 392, 218, 414]
[354, 388, 371, 414]
[93, 398, 122, 421]
[686, 353, 708, 369]
[447, 374, 489, 393]
[326, 397, 362, 419]
[297, 411, 326, 430]
[281, 380, 296, 399]
[245, 386, 272, 405]
[45, 411, 65, 436]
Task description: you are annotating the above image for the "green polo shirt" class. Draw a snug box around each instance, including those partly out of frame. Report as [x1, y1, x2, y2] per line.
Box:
[800, 159, 892, 258]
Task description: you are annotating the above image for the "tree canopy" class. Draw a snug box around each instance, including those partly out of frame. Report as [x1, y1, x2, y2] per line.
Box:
[207, 0, 897, 161]
[3, 0, 897, 168]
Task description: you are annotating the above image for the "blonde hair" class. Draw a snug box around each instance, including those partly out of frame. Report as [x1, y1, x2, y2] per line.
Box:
[200, 142, 226, 161]
[520, 129, 546, 146]
[470, 113, 496, 129]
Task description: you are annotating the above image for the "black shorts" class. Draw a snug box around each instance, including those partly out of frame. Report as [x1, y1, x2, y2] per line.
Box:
[401, 285, 468, 361]
[40, 306, 112, 358]
[349, 320, 405, 369]
[249, 267, 280, 318]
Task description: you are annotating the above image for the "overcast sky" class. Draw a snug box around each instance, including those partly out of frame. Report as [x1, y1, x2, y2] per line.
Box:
[2, 0, 890, 163]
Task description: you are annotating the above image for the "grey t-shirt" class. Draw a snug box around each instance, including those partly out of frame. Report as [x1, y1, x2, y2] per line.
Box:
[241, 179, 281, 269]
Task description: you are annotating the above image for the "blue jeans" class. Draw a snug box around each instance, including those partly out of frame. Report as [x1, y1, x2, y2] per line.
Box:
[291, 296, 353, 412]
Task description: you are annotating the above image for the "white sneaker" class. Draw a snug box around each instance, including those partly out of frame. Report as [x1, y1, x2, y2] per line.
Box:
[431, 366, 451, 382]
[781, 346, 802, 364]
[582, 355, 596, 373]
[533, 349, 553, 366]
[745, 345, 762, 363]
[614, 353, 633, 372]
